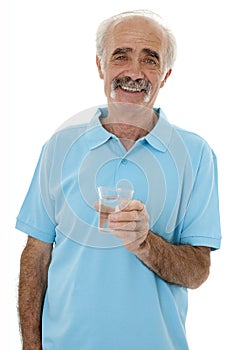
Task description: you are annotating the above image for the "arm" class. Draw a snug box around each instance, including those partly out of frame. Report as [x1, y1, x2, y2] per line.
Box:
[134, 231, 210, 289]
[108, 200, 211, 289]
[18, 236, 53, 350]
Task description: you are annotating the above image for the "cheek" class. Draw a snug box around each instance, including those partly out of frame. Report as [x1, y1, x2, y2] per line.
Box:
[150, 73, 165, 90]
[103, 70, 118, 90]
[105, 61, 128, 79]
[103, 75, 114, 96]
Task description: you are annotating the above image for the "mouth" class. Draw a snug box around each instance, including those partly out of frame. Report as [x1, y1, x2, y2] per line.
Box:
[112, 77, 152, 95]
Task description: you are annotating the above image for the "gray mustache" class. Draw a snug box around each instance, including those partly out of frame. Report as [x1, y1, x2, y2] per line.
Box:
[112, 76, 151, 93]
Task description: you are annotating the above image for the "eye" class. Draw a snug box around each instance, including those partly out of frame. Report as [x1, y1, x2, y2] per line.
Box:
[143, 57, 158, 65]
[115, 55, 127, 61]
[111, 54, 128, 65]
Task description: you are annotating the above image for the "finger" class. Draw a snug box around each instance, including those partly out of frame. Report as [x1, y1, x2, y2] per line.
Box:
[99, 212, 109, 228]
[112, 229, 147, 245]
[109, 210, 139, 222]
[111, 229, 137, 242]
[93, 201, 99, 212]
[119, 199, 145, 212]
[109, 220, 137, 231]
[93, 201, 116, 214]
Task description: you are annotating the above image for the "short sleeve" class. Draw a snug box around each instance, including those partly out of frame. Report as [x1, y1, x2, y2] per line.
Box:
[15, 145, 56, 243]
[180, 143, 221, 250]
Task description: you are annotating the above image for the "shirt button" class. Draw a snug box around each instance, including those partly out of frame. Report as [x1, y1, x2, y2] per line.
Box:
[121, 159, 128, 165]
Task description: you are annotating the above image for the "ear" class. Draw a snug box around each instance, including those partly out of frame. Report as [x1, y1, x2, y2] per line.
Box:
[96, 55, 104, 79]
[160, 69, 172, 88]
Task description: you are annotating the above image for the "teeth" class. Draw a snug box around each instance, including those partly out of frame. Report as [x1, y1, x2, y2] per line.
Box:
[121, 85, 142, 92]
[112, 77, 152, 97]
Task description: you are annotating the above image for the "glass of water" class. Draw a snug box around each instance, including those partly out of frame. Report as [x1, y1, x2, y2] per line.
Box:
[97, 186, 134, 232]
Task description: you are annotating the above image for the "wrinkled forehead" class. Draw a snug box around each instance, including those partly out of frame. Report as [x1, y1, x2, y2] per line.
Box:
[110, 16, 164, 41]
[105, 16, 166, 56]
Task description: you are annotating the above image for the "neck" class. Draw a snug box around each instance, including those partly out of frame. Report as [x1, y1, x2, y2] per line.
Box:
[101, 103, 158, 150]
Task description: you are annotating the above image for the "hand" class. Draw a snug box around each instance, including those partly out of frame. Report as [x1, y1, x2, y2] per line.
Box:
[108, 200, 149, 252]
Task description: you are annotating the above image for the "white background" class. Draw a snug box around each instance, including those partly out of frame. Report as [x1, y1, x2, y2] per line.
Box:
[2, 0, 234, 348]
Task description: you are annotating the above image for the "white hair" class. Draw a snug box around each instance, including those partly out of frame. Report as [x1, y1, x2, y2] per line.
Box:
[96, 10, 177, 74]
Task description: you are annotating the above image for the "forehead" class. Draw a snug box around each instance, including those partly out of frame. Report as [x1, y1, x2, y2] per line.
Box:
[106, 16, 165, 53]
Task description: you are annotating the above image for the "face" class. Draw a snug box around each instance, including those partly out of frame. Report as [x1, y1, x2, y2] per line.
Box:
[96, 16, 171, 109]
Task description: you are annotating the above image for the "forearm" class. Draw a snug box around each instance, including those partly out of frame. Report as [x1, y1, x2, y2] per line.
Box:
[107, 201, 211, 289]
[135, 231, 211, 289]
[18, 239, 52, 350]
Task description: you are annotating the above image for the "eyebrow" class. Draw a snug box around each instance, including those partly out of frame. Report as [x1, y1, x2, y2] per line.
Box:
[142, 48, 160, 62]
[112, 47, 160, 61]
[112, 47, 132, 56]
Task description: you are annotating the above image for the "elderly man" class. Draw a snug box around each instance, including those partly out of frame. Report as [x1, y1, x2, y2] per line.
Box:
[17, 10, 221, 350]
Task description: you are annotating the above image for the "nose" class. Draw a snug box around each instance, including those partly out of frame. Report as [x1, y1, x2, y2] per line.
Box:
[126, 59, 144, 80]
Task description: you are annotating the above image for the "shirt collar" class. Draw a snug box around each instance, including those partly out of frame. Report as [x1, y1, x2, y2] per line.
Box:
[144, 108, 173, 152]
[85, 107, 113, 150]
[85, 106, 173, 152]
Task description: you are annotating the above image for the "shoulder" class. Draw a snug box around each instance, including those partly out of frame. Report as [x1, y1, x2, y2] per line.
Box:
[52, 122, 90, 142]
[155, 109, 214, 158]
[45, 106, 102, 149]
[164, 122, 218, 175]
[173, 124, 207, 146]
[37, 123, 91, 171]
[172, 124, 215, 158]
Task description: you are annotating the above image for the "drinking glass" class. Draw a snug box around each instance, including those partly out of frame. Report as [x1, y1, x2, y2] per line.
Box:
[97, 186, 134, 232]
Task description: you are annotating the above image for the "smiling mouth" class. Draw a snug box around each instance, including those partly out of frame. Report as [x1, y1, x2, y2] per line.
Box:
[120, 85, 144, 93]
[112, 77, 151, 94]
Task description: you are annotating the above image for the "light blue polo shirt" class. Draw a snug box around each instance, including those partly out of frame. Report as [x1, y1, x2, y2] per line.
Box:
[16, 107, 221, 350]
